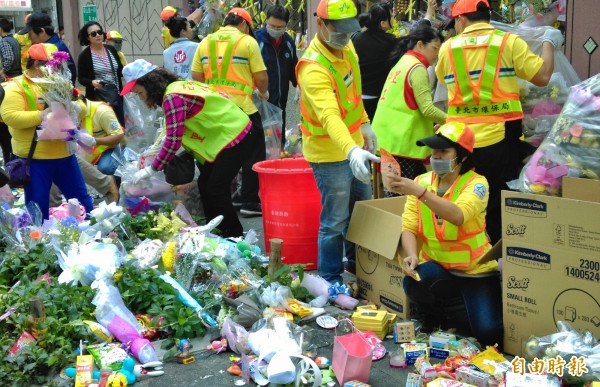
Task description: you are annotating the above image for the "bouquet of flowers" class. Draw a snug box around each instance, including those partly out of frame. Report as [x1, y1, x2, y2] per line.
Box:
[33, 52, 80, 141]
[0, 202, 44, 251]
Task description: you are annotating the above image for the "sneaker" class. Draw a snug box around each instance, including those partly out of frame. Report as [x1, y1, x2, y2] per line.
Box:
[344, 260, 356, 275]
[240, 202, 262, 217]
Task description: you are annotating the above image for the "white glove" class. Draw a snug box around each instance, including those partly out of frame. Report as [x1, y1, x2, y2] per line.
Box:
[542, 28, 564, 49]
[347, 146, 380, 184]
[132, 166, 155, 184]
[360, 122, 378, 154]
[77, 131, 97, 149]
[257, 89, 270, 101]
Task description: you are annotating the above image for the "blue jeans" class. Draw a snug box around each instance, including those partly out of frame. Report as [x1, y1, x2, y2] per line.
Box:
[309, 160, 372, 285]
[25, 155, 94, 219]
[96, 147, 122, 175]
[403, 260, 503, 346]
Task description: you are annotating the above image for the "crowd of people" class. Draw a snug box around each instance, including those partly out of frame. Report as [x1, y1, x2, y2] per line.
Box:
[0, 0, 566, 347]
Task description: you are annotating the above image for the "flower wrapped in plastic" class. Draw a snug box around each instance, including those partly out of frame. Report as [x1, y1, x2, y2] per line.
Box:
[300, 273, 359, 310]
[0, 202, 44, 251]
[511, 73, 600, 196]
[33, 52, 81, 141]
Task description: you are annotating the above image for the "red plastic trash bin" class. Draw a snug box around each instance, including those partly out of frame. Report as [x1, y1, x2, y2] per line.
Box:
[252, 158, 321, 270]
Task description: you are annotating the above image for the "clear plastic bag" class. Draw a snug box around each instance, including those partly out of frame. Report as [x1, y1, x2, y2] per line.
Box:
[511, 73, 600, 195]
[256, 99, 283, 160]
[283, 124, 303, 158]
[123, 94, 163, 154]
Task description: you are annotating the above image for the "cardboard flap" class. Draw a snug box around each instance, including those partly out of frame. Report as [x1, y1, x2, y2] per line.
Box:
[347, 197, 406, 260]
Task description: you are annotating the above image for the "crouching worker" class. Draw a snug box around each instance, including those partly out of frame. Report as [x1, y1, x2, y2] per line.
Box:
[385, 122, 502, 347]
[121, 59, 255, 237]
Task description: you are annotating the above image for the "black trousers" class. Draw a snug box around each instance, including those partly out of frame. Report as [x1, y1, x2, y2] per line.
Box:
[472, 120, 527, 244]
[0, 122, 12, 163]
[239, 112, 266, 205]
[197, 120, 265, 237]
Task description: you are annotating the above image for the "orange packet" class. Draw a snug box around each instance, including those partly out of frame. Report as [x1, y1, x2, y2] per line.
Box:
[380, 148, 401, 190]
[402, 260, 421, 282]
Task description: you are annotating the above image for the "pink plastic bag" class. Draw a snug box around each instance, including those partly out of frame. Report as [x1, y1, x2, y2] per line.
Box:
[37, 102, 76, 141]
[332, 319, 374, 385]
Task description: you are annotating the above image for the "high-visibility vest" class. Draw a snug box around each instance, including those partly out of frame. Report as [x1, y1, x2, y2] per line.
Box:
[203, 32, 254, 97]
[446, 29, 523, 124]
[164, 80, 250, 162]
[15, 34, 31, 72]
[10, 75, 42, 111]
[296, 46, 363, 137]
[81, 100, 110, 164]
[416, 170, 489, 269]
[374, 52, 432, 159]
[162, 26, 175, 49]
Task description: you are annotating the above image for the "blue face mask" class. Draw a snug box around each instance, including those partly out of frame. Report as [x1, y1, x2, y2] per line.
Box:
[431, 157, 457, 177]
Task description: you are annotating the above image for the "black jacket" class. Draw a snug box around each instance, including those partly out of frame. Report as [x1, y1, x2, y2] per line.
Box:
[352, 28, 398, 97]
[77, 44, 123, 100]
[254, 27, 298, 109]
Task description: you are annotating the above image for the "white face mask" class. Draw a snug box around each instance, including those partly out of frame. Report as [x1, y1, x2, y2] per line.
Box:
[431, 157, 457, 177]
[267, 25, 286, 39]
[324, 27, 350, 49]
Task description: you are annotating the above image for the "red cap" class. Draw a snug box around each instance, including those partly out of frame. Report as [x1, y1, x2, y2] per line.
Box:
[451, 0, 489, 17]
[160, 6, 178, 21]
[228, 7, 253, 28]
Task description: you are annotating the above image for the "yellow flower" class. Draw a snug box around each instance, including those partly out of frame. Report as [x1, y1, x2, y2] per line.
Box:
[113, 271, 123, 283]
[162, 240, 176, 272]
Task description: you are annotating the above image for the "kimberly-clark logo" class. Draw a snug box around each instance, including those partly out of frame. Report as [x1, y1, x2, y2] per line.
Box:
[506, 246, 551, 270]
[504, 198, 547, 218]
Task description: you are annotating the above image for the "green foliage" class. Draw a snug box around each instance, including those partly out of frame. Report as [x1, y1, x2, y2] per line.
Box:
[0, 277, 96, 386]
[0, 244, 60, 287]
[268, 264, 311, 301]
[114, 260, 206, 340]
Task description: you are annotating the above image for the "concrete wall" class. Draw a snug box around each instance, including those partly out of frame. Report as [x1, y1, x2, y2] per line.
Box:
[66, 0, 188, 67]
[565, 0, 600, 80]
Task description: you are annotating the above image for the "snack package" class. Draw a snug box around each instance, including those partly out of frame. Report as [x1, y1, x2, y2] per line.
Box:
[380, 148, 401, 190]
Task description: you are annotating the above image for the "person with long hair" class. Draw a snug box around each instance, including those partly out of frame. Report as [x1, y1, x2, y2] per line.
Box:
[351, 2, 397, 120]
[373, 26, 447, 190]
[163, 16, 198, 79]
[0, 43, 93, 219]
[386, 122, 501, 347]
[77, 21, 125, 129]
[122, 60, 258, 237]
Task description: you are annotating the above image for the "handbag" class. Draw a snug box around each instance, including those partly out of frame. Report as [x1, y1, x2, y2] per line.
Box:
[164, 151, 196, 185]
[332, 319, 376, 385]
[95, 49, 120, 107]
[5, 129, 37, 188]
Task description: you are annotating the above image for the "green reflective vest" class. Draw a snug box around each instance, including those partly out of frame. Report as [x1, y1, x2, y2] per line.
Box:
[164, 81, 250, 162]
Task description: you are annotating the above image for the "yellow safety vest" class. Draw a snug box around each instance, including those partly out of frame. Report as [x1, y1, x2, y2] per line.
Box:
[162, 26, 175, 49]
[204, 33, 254, 97]
[296, 47, 363, 137]
[81, 101, 110, 164]
[164, 80, 251, 162]
[416, 170, 489, 269]
[447, 29, 523, 124]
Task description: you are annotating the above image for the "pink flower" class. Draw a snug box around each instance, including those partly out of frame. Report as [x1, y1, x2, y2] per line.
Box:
[47, 51, 71, 71]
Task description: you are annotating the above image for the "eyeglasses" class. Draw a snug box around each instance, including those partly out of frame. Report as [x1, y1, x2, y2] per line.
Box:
[88, 30, 104, 37]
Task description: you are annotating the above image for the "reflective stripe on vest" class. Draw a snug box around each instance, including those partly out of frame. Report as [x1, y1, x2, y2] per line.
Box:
[297, 48, 363, 137]
[447, 29, 523, 124]
[164, 80, 250, 162]
[416, 170, 488, 269]
[12, 76, 41, 111]
[82, 101, 110, 164]
[205, 33, 254, 96]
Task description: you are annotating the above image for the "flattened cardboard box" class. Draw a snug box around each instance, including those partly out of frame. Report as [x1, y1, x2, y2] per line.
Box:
[347, 197, 411, 320]
[501, 191, 600, 356]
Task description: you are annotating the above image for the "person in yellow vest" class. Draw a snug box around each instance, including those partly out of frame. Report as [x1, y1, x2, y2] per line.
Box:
[15, 14, 32, 73]
[296, 0, 380, 285]
[191, 7, 268, 217]
[0, 43, 93, 219]
[121, 59, 257, 238]
[105, 30, 127, 66]
[435, 0, 562, 244]
[372, 25, 446, 190]
[386, 122, 500, 346]
[74, 97, 125, 175]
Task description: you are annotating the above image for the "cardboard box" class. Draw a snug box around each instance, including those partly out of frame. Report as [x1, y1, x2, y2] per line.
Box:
[455, 366, 491, 387]
[562, 177, 600, 203]
[347, 197, 411, 320]
[501, 191, 600, 356]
